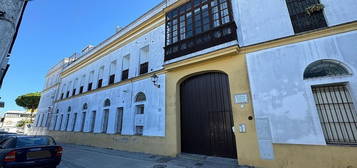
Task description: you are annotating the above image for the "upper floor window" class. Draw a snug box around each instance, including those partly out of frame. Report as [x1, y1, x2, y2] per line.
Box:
[109, 61, 117, 85]
[122, 55, 130, 81]
[304, 60, 350, 79]
[97, 66, 104, 88]
[88, 71, 94, 91]
[285, 0, 327, 34]
[165, 0, 237, 60]
[139, 46, 149, 75]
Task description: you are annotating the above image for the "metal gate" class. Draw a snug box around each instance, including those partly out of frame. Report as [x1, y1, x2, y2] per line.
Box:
[180, 72, 237, 158]
[312, 84, 357, 145]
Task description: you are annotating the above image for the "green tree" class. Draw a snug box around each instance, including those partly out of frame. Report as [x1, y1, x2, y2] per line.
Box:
[15, 92, 41, 121]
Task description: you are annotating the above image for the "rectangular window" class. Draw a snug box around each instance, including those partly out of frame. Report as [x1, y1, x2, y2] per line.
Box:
[53, 115, 58, 130]
[116, 107, 124, 134]
[65, 114, 70, 131]
[97, 79, 103, 88]
[72, 89, 76, 96]
[72, 113, 77, 131]
[88, 83, 93, 91]
[102, 109, 110, 133]
[285, 0, 327, 33]
[109, 74, 115, 85]
[135, 126, 144, 136]
[79, 86, 84, 94]
[81, 112, 86, 132]
[90, 111, 96, 132]
[139, 62, 149, 75]
[312, 84, 357, 145]
[66, 91, 70, 98]
[60, 93, 64, 100]
[121, 69, 129, 81]
[165, 0, 236, 60]
[136, 105, 145, 114]
[58, 115, 63, 131]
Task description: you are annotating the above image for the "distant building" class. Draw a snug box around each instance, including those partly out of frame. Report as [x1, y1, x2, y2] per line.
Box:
[0, 0, 28, 88]
[1, 110, 31, 133]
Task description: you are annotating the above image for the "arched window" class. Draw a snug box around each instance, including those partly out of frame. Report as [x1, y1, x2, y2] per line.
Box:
[83, 103, 88, 110]
[104, 99, 111, 107]
[304, 60, 350, 79]
[67, 106, 71, 112]
[135, 92, 146, 102]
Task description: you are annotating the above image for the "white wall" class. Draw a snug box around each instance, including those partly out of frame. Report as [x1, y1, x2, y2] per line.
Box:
[234, 0, 357, 46]
[58, 25, 165, 99]
[247, 30, 357, 145]
[51, 75, 166, 137]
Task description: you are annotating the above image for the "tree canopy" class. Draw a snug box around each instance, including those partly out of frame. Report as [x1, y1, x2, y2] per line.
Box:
[15, 92, 41, 112]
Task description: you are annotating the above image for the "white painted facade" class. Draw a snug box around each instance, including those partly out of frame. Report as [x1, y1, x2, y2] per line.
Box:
[235, 0, 357, 46]
[247, 30, 357, 158]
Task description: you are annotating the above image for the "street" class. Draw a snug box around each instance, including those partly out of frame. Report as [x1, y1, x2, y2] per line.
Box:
[58, 144, 246, 168]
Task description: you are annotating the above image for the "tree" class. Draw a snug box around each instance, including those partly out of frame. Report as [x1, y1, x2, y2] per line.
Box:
[15, 92, 41, 122]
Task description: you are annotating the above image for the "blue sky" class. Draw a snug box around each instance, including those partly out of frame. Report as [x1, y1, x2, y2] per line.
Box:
[0, 0, 162, 115]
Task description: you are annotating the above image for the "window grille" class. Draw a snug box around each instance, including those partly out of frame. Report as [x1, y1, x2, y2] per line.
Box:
[285, 0, 327, 33]
[312, 84, 357, 145]
[135, 92, 146, 102]
[304, 60, 350, 79]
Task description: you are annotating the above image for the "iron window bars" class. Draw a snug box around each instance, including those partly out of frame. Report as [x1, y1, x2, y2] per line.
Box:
[286, 0, 327, 33]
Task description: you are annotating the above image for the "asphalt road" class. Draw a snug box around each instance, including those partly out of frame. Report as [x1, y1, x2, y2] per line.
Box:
[58, 144, 245, 168]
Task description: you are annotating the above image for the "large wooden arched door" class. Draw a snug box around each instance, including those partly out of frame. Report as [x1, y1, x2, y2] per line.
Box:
[180, 72, 237, 158]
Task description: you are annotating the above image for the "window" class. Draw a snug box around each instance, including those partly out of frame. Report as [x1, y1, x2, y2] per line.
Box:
[116, 107, 124, 134]
[58, 114, 63, 131]
[139, 46, 149, 75]
[60, 93, 64, 100]
[73, 78, 78, 96]
[104, 99, 111, 107]
[83, 103, 88, 110]
[90, 111, 96, 132]
[165, 0, 236, 60]
[81, 112, 86, 132]
[136, 105, 145, 114]
[304, 60, 356, 145]
[72, 88, 76, 96]
[304, 60, 350, 79]
[135, 92, 147, 102]
[88, 71, 94, 91]
[65, 114, 70, 131]
[102, 109, 109, 133]
[122, 55, 130, 80]
[72, 113, 77, 131]
[285, 0, 327, 33]
[79, 86, 84, 94]
[312, 84, 357, 145]
[97, 66, 104, 89]
[109, 61, 116, 85]
[66, 91, 70, 98]
[135, 126, 144, 136]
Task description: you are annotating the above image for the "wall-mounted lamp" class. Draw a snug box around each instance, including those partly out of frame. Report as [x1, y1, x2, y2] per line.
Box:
[151, 74, 160, 88]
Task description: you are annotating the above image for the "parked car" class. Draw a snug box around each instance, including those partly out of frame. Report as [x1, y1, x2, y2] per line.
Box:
[0, 136, 62, 168]
[0, 134, 17, 143]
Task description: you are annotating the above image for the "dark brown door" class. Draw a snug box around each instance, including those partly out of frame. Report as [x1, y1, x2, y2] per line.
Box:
[180, 72, 237, 158]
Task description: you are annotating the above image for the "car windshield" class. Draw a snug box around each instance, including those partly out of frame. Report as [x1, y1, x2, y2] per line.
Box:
[16, 137, 56, 148]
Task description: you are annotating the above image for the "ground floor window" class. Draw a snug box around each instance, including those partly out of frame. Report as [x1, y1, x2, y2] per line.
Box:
[72, 113, 78, 131]
[116, 107, 124, 134]
[312, 84, 357, 145]
[90, 111, 96, 132]
[65, 114, 70, 131]
[81, 112, 86, 132]
[58, 114, 63, 131]
[102, 109, 109, 133]
[135, 126, 144, 136]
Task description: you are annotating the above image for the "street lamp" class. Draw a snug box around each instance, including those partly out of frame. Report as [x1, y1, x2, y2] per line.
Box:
[150, 74, 160, 88]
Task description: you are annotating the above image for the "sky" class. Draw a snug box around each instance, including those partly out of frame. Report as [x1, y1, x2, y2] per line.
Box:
[0, 0, 163, 115]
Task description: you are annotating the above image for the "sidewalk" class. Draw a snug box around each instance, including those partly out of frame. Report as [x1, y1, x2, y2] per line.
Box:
[58, 144, 250, 168]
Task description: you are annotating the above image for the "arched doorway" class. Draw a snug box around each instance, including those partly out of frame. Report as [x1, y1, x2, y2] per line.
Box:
[180, 72, 237, 158]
